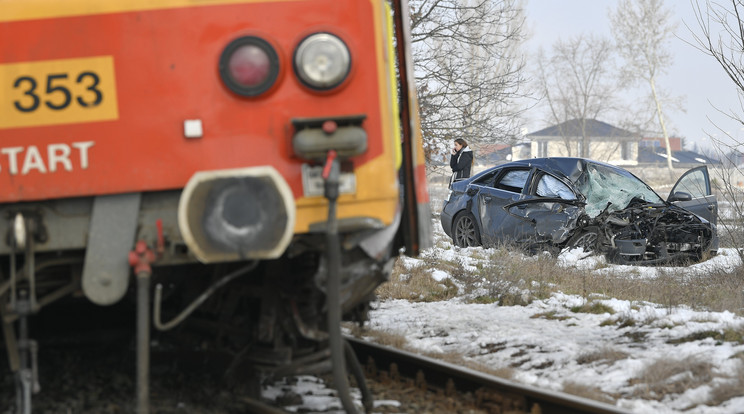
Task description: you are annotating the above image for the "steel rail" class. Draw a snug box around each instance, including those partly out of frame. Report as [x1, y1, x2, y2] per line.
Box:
[346, 336, 631, 414]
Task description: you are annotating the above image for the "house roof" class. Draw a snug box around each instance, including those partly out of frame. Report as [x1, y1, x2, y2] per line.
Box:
[638, 146, 721, 165]
[527, 119, 636, 139]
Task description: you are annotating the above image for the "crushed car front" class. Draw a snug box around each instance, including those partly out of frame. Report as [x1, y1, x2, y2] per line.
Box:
[568, 160, 715, 264]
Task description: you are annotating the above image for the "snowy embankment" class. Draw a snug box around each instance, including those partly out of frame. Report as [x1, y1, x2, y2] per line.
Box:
[368, 217, 744, 413]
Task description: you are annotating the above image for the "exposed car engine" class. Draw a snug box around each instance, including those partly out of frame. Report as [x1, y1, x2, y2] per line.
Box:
[572, 199, 714, 265]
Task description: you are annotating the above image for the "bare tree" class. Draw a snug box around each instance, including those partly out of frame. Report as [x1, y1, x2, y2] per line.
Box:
[689, 0, 744, 261]
[610, 0, 679, 172]
[410, 0, 530, 163]
[533, 35, 620, 157]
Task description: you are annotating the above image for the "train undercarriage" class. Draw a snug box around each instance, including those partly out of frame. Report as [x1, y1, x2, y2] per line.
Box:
[1, 171, 396, 413]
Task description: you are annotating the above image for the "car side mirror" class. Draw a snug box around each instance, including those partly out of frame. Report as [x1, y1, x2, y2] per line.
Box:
[466, 187, 479, 196]
[668, 191, 692, 202]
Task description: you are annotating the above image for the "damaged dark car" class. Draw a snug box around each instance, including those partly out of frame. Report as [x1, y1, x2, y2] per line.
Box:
[440, 157, 718, 265]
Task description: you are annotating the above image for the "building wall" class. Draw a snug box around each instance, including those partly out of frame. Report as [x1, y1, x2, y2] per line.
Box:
[530, 139, 638, 165]
[640, 137, 682, 151]
[589, 140, 638, 165]
[511, 144, 531, 161]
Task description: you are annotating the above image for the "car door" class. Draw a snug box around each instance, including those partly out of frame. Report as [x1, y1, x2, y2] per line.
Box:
[504, 171, 583, 244]
[667, 166, 717, 225]
[474, 168, 532, 245]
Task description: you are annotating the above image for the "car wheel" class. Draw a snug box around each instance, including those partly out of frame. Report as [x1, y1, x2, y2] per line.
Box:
[453, 212, 481, 247]
[567, 227, 598, 253]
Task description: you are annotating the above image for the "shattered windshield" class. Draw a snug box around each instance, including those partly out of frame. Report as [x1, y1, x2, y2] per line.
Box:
[577, 163, 663, 217]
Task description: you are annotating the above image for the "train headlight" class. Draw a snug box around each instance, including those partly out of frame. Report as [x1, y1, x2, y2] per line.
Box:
[178, 167, 295, 263]
[219, 36, 280, 97]
[294, 33, 350, 90]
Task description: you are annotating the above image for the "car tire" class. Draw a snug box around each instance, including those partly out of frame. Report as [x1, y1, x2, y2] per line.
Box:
[567, 226, 599, 253]
[453, 212, 481, 247]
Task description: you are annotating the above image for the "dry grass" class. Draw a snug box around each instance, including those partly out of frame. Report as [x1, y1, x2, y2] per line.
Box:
[667, 327, 744, 345]
[600, 314, 643, 328]
[531, 311, 571, 321]
[708, 356, 744, 406]
[629, 356, 715, 400]
[570, 302, 615, 315]
[344, 323, 408, 349]
[576, 346, 629, 365]
[468, 246, 558, 305]
[561, 381, 616, 404]
[377, 243, 744, 317]
[375, 257, 459, 302]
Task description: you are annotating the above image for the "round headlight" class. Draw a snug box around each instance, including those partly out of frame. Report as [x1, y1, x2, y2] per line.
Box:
[178, 167, 296, 262]
[294, 33, 350, 90]
[219, 36, 280, 97]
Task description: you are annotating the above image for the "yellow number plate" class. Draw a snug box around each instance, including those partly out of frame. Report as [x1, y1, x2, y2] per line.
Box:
[0, 56, 119, 129]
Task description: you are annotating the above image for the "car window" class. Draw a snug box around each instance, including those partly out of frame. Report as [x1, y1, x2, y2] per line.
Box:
[495, 169, 529, 193]
[673, 168, 708, 198]
[536, 173, 576, 200]
[472, 170, 499, 186]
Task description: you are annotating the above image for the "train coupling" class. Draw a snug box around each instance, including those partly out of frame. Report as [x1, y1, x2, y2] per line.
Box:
[291, 114, 367, 161]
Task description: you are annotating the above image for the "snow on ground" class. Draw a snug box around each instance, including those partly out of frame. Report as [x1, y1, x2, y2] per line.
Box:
[262, 187, 744, 413]
[264, 222, 744, 413]
[365, 219, 744, 413]
[263, 376, 402, 413]
[369, 296, 744, 413]
[558, 246, 743, 278]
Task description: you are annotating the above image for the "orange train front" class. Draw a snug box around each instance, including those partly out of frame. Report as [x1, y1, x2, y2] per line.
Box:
[0, 0, 431, 411]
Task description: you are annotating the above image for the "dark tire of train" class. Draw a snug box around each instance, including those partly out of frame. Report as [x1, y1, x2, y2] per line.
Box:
[453, 212, 481, 247]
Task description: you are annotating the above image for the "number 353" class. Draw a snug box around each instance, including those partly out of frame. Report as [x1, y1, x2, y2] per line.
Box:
[0, 56, 119, 129]
[14, 72, 103, 112]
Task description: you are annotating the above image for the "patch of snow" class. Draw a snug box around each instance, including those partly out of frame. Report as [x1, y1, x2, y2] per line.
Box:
[431, 269, 449, 281]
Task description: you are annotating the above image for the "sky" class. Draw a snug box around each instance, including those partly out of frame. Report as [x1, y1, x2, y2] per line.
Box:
[261, 218, 744, 413]
[522, 0, 744, 153]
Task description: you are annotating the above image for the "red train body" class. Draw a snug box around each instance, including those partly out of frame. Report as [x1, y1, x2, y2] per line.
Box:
[1, 0, 431, 411]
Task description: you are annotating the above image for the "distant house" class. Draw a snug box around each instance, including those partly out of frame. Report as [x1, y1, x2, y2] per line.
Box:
[472, 142, 532, 165]
[511, 142, 531, 161]
[638, 136, 721, 167]
[526, 119, 639, 165]
[640, 136, 682, 151]
[476, 143, 512, 165]
[638, 146, 720, 167]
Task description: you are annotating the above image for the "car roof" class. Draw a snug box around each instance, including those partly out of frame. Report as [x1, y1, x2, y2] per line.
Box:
[474, 157, 629, 183]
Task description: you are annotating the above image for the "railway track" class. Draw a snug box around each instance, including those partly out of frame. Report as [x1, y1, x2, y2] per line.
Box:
[1, 311, 632, 413]
[346, 336, 630, 414]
